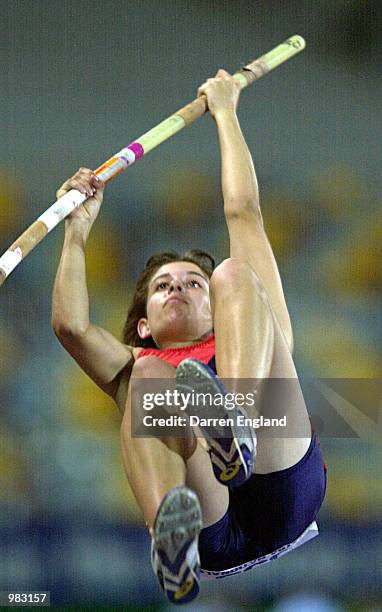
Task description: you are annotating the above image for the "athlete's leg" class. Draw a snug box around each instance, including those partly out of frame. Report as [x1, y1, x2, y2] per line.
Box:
[185, 437, 229, 525]
[210, 258, 311, 473]
[120, 355, 228, 529]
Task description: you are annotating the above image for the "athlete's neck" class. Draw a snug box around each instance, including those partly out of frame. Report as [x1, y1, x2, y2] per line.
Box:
[157, 329, 213, 350]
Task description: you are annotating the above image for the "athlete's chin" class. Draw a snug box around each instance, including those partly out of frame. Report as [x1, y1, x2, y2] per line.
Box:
[165, 310, 190, 326]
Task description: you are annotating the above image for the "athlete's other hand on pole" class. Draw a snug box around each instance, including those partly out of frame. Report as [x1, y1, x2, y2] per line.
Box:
[197, 69, 241, 119]
[56, 168, 105, 237]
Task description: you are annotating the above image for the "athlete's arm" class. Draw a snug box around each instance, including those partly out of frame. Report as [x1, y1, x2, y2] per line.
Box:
[52, 169, 133, 397]
[198, 70, 293, 351]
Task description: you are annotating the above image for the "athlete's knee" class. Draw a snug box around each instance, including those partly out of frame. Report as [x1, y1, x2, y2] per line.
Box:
[131, 355, 175, 379]
[210, 258, 265, 298]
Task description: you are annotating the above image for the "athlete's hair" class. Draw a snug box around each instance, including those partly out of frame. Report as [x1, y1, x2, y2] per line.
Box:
[123, 249, 215, 348]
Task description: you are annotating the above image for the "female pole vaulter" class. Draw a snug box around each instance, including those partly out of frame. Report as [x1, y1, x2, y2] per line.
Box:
[52, 70, 326, 605]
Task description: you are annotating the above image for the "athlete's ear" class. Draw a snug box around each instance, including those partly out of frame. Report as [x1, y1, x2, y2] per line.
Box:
[137, 318, 151, 340]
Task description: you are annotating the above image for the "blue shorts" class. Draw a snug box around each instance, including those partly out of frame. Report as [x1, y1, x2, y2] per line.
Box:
[199, 431, 327, 574]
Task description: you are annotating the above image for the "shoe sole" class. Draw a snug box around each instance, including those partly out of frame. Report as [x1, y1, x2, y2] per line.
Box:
[176, 358, 256, 487]
[153, 486, 202, 604]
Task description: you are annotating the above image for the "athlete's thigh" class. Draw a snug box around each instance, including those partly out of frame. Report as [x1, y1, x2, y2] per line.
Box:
[253, 314, 311, 474]
[185, 439, 229, 528]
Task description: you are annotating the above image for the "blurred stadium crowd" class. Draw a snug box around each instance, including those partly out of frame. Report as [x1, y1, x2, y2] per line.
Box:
[1, 161, 380, 609]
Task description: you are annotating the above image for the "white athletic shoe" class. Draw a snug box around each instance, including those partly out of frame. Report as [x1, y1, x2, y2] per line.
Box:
[176, 358, 257, 487]
[151, 486, 202, 605]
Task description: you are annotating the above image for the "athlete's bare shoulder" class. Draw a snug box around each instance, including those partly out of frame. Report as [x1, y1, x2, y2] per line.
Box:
[132, 346, 144, 360]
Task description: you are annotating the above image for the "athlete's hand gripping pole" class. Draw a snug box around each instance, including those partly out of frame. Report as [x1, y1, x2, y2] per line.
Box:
[0, 35, 305, 286]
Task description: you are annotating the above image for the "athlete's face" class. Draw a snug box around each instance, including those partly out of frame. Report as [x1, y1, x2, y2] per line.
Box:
[137, 261, 213, 346]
